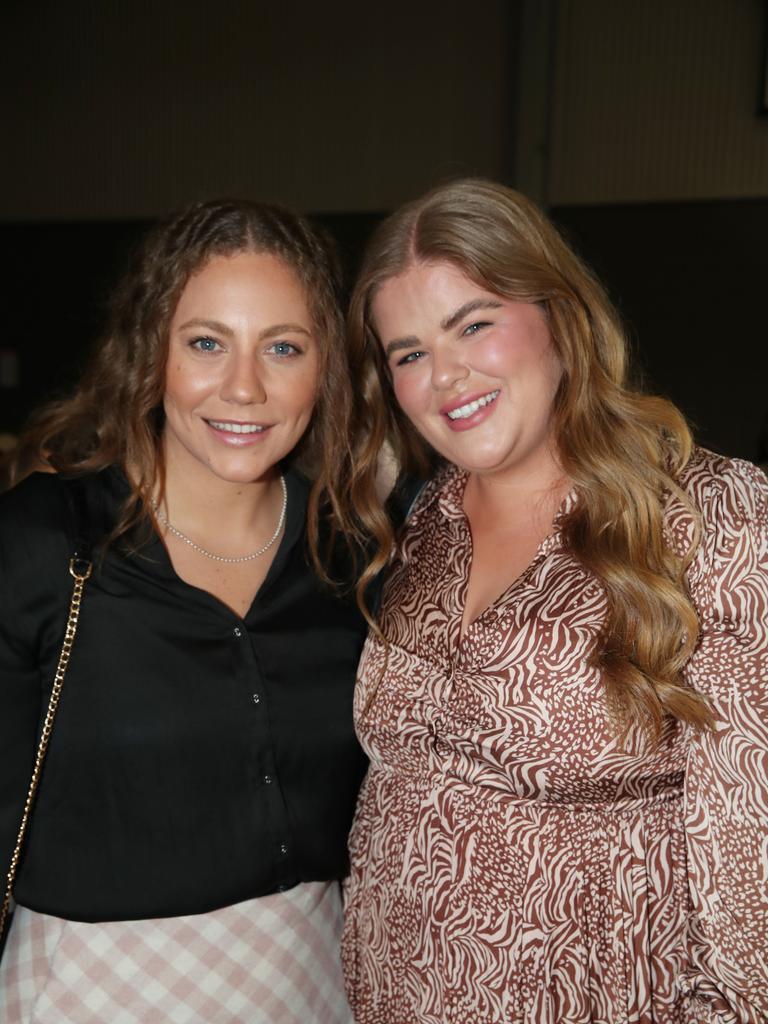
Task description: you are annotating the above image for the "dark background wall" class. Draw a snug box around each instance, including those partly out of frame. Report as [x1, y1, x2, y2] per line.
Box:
[1, 0, 767, 461]
[545, 0, 768, 462]
[550, 199, 768, 460]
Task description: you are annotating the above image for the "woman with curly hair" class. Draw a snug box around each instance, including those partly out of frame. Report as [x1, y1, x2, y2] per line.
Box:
[0, 200, 365, 1022]
[342, 179, 768, 1023]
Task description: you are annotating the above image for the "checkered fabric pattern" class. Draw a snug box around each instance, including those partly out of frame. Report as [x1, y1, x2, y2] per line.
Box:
[0, 882, 353, 1023]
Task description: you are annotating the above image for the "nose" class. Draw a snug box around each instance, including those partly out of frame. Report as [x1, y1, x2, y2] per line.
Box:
[220, 351, 267, 405]
[430, 343, 469, 392]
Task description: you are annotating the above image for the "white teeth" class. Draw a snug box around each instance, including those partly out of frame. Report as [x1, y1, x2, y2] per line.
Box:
[446, 390, 500, 421]
[208, 420, 265, 434]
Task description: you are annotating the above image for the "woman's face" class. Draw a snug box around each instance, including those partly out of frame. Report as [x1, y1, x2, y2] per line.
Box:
[372, 260, 563, 482]
[163, 250, 319, 487]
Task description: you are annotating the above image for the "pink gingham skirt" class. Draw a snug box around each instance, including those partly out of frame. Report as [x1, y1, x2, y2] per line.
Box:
[0, 881, 352, 1023]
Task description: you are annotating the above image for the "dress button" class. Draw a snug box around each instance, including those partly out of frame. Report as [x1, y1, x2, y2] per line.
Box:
[233, 626, 243, 638]
[279, 842, 288, 855]
[252, 693, 260, 705]
[263, 774, 273, 785]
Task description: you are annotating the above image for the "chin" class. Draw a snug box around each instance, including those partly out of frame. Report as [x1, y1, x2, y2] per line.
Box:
[446, 450, 512, 474]
[459, 463, 506, 478]
[203, 457, 277, 485]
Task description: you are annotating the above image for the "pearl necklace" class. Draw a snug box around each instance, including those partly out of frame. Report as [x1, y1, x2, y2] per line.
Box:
[153, 475, 287, 563]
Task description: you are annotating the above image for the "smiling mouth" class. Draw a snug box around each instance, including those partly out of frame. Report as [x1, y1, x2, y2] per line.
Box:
[207, 419, 266, 434]
[445, 390, 500, 421]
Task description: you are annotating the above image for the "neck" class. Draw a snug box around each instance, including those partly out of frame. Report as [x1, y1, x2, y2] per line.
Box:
[463, 450, 568, 531]
[159, 441, 284, 539]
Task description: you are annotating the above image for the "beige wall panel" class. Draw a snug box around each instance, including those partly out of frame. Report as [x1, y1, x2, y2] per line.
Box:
[550, 0, 768, 204]
[2, 1, 508, 220]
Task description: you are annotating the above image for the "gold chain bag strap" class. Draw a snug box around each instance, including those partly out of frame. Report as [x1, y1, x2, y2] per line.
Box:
[0, 480, 93, 943]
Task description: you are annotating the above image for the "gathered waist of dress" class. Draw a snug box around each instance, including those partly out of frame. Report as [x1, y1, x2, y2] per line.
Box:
[367, 762, 686, 817]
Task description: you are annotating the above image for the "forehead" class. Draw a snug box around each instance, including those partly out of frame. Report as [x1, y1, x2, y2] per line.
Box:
[371, 261, 497, 331]
[173, 251, 310, 316]
[376, 261, 481, 304]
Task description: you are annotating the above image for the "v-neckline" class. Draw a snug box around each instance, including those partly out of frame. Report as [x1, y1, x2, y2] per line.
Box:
[456, 527, 554, 647]
[452, 480, 576, 649]
[138, 468, 306, 625]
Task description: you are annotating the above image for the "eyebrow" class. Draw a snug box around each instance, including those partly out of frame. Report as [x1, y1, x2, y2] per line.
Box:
[441, 298, 503, 331]
[176, 318, 311, 340]
[384, 335, 421, 359]
[260, 322, 312, 340]
[383, 298, 504, 359]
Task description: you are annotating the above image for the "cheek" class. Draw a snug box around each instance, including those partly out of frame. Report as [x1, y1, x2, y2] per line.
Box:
[534, 341, 564, 401]
[295, 386, 318, 421]
[164, 361, 212, 408]
[163, 363, 184, 409]
[288, 360, 321, 419]
[471, 333, 522, 376]
[546, 352, 564, 397]
[474, 330, 561, 394]
[391, 368, 431, 415]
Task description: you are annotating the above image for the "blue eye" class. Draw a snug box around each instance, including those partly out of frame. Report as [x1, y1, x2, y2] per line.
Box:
[190, 336, 220, 352]
[395, 350, 425, 366]
[463, 321, 490, 336]
[268, 341, 300, 357]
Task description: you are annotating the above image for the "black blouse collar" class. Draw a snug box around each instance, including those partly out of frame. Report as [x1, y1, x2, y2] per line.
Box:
[97, 464, 310, 585]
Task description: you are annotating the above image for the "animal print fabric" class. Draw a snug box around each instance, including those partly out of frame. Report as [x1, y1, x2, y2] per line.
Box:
[342, 450, 768, 1024]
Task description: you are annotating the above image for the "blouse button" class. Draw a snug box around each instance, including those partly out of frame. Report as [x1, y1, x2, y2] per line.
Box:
[263, 774, 273, 785]
[279, 842, 288, 855]
[233, 626, 243, 638]
[252, 693, 260, 705]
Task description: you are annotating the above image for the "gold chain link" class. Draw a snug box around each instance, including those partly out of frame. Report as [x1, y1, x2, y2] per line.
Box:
[0, 557, 92, 938]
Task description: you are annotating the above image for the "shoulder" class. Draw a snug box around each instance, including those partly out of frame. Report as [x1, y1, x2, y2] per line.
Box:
[386, 465, 464, 574]
[0, 474, 74, 593]
[676, 448, 768, 602]
[679, 446, 768, 521]
[677, 448, 768, 553]
[0, 469, 123, 565]
[405, 462, 464, 526]
[286, 467, 362, 590]
[0, 471, 70, 534]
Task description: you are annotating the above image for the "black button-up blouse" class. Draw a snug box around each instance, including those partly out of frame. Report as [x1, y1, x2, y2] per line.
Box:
[0, 468, 367, 922]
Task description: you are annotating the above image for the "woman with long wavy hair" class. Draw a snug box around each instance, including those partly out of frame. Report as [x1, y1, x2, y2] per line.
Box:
[341, 179, 768, 1023]
[0, 199, 365, 1022]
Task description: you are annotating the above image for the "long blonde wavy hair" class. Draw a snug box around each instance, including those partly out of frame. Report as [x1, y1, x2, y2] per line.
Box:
[348, 178, 712, 740]
[11, 199, 354, 575]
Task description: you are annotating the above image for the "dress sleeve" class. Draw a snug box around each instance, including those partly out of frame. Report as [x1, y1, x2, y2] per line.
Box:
[681, 459, 768, 1023]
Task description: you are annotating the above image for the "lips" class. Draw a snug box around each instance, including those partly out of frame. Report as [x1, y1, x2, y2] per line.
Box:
[441, 389, 500, 421]
[207, 419, 265, 434]
[204, 418, 272, 445]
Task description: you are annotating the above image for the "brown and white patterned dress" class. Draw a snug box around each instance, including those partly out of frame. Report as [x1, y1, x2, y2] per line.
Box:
[342, 449, 768, 1024]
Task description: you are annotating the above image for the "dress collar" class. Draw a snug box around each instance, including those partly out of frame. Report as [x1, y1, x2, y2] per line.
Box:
[416, 462, 578, 537]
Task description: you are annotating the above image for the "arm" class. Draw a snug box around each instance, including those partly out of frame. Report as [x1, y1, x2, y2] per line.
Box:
[0, 476, 69, 873]
[682, 458, 768, 1023]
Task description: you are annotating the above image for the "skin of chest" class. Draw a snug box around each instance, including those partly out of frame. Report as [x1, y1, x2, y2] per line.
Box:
[165, 532, 278, 619]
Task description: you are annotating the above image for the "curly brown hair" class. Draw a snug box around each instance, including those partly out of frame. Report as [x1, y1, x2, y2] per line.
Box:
[12, 199, 354, 573]
[348, 178, 712, 741]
